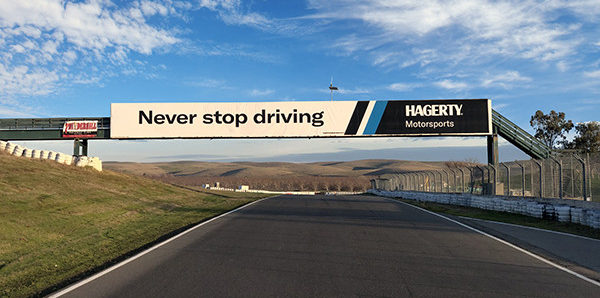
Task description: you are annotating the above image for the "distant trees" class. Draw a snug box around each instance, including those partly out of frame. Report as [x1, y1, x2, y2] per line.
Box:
[566, 121, 600, 153]
[530, 110, 573, 149]
[530, 110, 599, 152]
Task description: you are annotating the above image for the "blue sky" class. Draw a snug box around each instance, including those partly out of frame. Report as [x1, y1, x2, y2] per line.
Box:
[1, 0, 600, 162]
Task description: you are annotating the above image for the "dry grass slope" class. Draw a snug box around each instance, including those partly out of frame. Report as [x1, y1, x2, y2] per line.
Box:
[0, 151, 268, 297]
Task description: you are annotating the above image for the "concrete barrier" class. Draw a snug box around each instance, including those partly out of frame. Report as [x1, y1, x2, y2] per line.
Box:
[47, 151, 56, 160]
[75, 156, 89, 167]
[88, 157, 102, 171]
[32, 149, 41, 159]
[0, 140, 7, 151]
[22, 148, 33, 158]
[5, 142, 15, 153]
[55, 153, 66, 164]
[40, 150, 49, 159]
[369, 189, 600, 230]
[63, 154, 73, 166]
[12, 145, 24, 157]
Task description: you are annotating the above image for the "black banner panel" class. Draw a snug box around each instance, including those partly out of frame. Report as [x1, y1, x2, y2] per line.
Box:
[374, 99, 491, 135]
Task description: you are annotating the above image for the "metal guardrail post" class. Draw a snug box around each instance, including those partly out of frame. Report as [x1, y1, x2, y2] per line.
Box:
[573, 155, 587, 201]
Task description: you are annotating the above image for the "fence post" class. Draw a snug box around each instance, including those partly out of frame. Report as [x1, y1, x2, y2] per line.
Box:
[489, 164, 497, 195]
[441, 169, 449, 193]
[427, 171, 435, 192]
[469, 167, 475, 194]
[458, 168, 465, 193]
[450, 168, 458, 192]
[573, 155, 587, 201]
[501, 163, 510, 196]
[549, 156, 562, 199]
[517, 161, 525, 197]
[533, 159, 543, 198]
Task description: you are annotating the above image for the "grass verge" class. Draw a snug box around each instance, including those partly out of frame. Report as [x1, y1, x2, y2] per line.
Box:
[395, 198, 600, 240]
[0, 151, 269, 297]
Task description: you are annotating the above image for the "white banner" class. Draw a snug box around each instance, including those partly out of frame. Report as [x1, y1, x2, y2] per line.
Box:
[110, 101, 357, 138]
[110, 99, 491, 139]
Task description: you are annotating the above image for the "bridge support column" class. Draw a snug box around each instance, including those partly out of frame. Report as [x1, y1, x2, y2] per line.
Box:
[73, 139, 89, 156]
[487, 127, 499, 189]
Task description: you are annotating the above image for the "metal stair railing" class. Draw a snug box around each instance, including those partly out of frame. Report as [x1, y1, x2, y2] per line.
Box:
[492, 110, 551, 159]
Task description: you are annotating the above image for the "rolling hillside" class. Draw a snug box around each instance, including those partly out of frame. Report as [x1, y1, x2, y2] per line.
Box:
[0, 150, 268, 297]
[105, 159, 471, 192]
[105, 159, 459, 178]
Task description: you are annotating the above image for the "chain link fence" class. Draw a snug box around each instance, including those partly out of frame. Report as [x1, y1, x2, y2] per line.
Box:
[372, 152, 599, 202]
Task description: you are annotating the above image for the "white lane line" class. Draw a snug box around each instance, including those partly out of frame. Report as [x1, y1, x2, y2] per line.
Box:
[383, 198, 600, 287]
[49, 197, 273, 297]
[457, 216, 600, 243]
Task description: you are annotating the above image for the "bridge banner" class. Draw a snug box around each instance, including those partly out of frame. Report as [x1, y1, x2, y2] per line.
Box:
[110, 99, 491, 139]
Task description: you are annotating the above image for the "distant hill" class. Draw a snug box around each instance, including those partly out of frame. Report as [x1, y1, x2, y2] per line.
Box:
[104, 159, 474, 192]
[104, 159, 460, 178]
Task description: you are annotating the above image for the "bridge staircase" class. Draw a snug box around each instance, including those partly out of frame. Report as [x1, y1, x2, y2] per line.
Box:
[491, 110, 551, 160]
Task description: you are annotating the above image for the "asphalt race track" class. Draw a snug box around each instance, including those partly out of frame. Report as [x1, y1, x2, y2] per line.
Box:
[55, 195, 599, 297]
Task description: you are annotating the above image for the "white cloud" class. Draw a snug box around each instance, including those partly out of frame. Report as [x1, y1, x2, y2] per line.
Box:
[0, 1, 178, 54]
[481, 71, 532, 89]
[0, 0, 180, 98]
[583, 70, 600, 78]
[434, 79, 468, 90]
[387, 83, 420, 92]
[0, 106, 37, 117]
[305, 0, 593, 68]
[249, 89, 275, 97]
[190, 78, 227, 88]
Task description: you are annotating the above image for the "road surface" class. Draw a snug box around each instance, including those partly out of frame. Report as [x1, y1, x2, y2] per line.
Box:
[55, 195, 599, 297]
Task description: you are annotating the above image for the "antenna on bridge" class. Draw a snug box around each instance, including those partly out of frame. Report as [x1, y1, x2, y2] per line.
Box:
[329, 76, 338, 101]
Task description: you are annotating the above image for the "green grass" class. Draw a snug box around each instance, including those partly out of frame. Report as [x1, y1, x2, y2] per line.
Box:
[397, 198, 600, 240]
[0, 151, 269, 297]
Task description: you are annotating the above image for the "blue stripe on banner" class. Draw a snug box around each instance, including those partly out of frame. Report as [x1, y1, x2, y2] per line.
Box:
[363, 100, 387, 135]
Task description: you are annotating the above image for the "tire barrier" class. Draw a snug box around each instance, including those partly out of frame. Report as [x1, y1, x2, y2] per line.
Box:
[369, 189, 600, 230]
[1, 143, 102, 171]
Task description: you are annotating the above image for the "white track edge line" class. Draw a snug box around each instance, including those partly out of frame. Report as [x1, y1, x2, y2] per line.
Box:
[48, 197, 273, 297]
[457, 216, 600, 242]
[383, 198, 600, 287]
